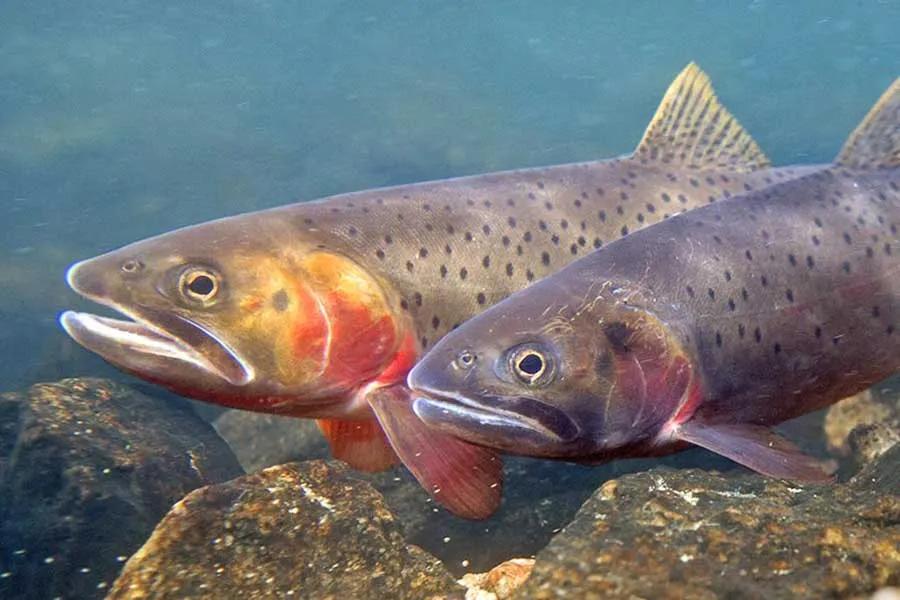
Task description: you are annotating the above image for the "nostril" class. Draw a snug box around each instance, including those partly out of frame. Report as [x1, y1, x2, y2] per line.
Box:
[121, 259, 144, 274]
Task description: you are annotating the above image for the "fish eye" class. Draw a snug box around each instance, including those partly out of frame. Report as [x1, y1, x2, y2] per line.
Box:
[454, 349, 477, 370]
[507, 343, 555, 386]
[179, 267, 220, 303]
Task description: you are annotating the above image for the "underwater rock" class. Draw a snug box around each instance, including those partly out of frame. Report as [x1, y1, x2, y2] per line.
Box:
[212, 409, 759, 576]
[213, 410, 329, 472]
[107, 461, 460, 599]
[458, 558, 534, 600]
[825, 389, 899, 457]
[518, 446, 899, 599]
[0, 378, 243, 600]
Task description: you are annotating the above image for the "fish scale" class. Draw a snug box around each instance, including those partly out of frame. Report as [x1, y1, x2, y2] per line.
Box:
[273, 159, 808, 352]
[406, 76, 900, 518]
[554, 165, 900, 424]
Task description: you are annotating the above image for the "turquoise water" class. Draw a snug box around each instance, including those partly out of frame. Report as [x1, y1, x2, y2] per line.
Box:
[1, 1, 897, 389]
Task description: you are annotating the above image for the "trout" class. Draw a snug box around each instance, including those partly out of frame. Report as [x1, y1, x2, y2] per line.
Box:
[60, 64, 815, 518]
[408, 78, 900, 516]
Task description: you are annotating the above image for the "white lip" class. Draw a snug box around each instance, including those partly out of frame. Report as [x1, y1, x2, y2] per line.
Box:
[413, 396, 538, 432]
[412, 391, 569, 442]
[59, 309, 253, 386]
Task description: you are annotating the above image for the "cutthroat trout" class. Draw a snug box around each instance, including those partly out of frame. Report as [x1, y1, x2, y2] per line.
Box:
[408, 78, 900, 516]
[60, 64, 816, 518]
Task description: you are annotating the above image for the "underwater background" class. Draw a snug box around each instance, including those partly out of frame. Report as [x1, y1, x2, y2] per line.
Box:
[1, 0, 898, 391]
[1, 3, 899, 598]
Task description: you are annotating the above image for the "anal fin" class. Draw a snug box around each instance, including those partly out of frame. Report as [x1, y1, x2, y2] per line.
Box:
[316, 417, 398, 472]
[675, 420, 835, 483]
[368, 385, 503, 520]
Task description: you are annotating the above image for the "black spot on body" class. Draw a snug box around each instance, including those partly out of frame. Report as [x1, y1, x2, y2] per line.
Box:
[272, 289, 289, 312]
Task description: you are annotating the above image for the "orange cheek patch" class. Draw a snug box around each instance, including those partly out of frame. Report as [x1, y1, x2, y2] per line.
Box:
[321, 301, 397, 385]
[288, 281, 329, 371]
[375, 332, 418, 385]
[300, 252, 400, 388]
[240, 296, 264, 312]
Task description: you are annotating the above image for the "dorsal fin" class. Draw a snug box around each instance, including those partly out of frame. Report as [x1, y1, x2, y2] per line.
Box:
[836, 78, 900, 169]
[633, 62, 770, 172]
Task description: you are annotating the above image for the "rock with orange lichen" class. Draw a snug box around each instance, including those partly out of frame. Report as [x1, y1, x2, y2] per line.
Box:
[0, 378, 243, 600]
[107, 461, 460, 599]
[520, 435, 899, 600]
[458, 558, 534, 600]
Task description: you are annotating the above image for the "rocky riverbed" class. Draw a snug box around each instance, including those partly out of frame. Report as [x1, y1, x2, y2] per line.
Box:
[1, 378, 897, 599]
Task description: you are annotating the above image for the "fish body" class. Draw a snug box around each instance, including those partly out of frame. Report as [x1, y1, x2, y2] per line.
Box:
[61, 64, 816, 515]
[409, 78, 900, 510]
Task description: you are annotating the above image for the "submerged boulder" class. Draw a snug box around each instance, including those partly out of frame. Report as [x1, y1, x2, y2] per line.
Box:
[108, 461, 460, 599]
[212, 410, 745, 575]
[0, 378, 244, 600]
[519, 439, 899, 599]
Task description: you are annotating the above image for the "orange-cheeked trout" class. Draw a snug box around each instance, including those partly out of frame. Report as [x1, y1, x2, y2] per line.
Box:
[60, 64, 818, 518]
[407, 78, 900, 516]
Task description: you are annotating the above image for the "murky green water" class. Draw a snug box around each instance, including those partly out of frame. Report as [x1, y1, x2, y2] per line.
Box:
[1, 1, 897, 389]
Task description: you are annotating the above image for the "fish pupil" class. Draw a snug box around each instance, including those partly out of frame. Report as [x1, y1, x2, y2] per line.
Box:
[518, 353, 543, 375]
[189, 275, 215, 296]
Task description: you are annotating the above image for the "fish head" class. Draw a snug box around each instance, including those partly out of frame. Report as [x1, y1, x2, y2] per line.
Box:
[408, 280, 694, 458]
[61, 215, 406, 415]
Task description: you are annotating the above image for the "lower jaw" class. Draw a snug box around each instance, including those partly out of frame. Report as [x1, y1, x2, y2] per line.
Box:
[411, 396, 567, 454]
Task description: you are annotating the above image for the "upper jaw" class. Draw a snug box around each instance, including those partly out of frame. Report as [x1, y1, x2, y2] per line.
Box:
[59, 303, 252, 386]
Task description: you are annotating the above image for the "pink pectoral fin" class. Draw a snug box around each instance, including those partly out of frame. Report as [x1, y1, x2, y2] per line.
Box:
[675, 421, 835, 483]
[368, 385, 504, 520]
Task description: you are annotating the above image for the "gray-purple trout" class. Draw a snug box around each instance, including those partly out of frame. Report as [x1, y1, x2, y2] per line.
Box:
[59, 64, 815, 518]
[408, 78, 900, 517]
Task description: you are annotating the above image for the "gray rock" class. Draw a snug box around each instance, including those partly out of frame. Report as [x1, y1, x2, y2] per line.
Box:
[825, 388, 899, 459]
[213, 410, 329, 472]
[518, 445, 899, 599]
[107, 461, 461, 599]
[0, 378, 244, 600]
[212, 411, 754, 576]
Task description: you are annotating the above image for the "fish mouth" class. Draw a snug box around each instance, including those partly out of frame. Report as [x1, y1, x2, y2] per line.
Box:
[412, 390, 579, 445]
[60, 266, 252, 387]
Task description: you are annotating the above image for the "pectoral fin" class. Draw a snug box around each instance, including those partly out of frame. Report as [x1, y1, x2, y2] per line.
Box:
[675, 420, 835, 482]
[316, 418, 398, 472]
[368, 385, 503, 520]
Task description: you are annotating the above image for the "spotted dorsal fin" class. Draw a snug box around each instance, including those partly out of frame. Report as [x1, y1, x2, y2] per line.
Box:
[633, 62, 770, 172]
[836, 78, 900, 169]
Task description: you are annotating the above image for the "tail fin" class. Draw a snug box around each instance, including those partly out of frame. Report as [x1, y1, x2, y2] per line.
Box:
[633, 62, 770, 172]
[836, 78, 900, 169]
